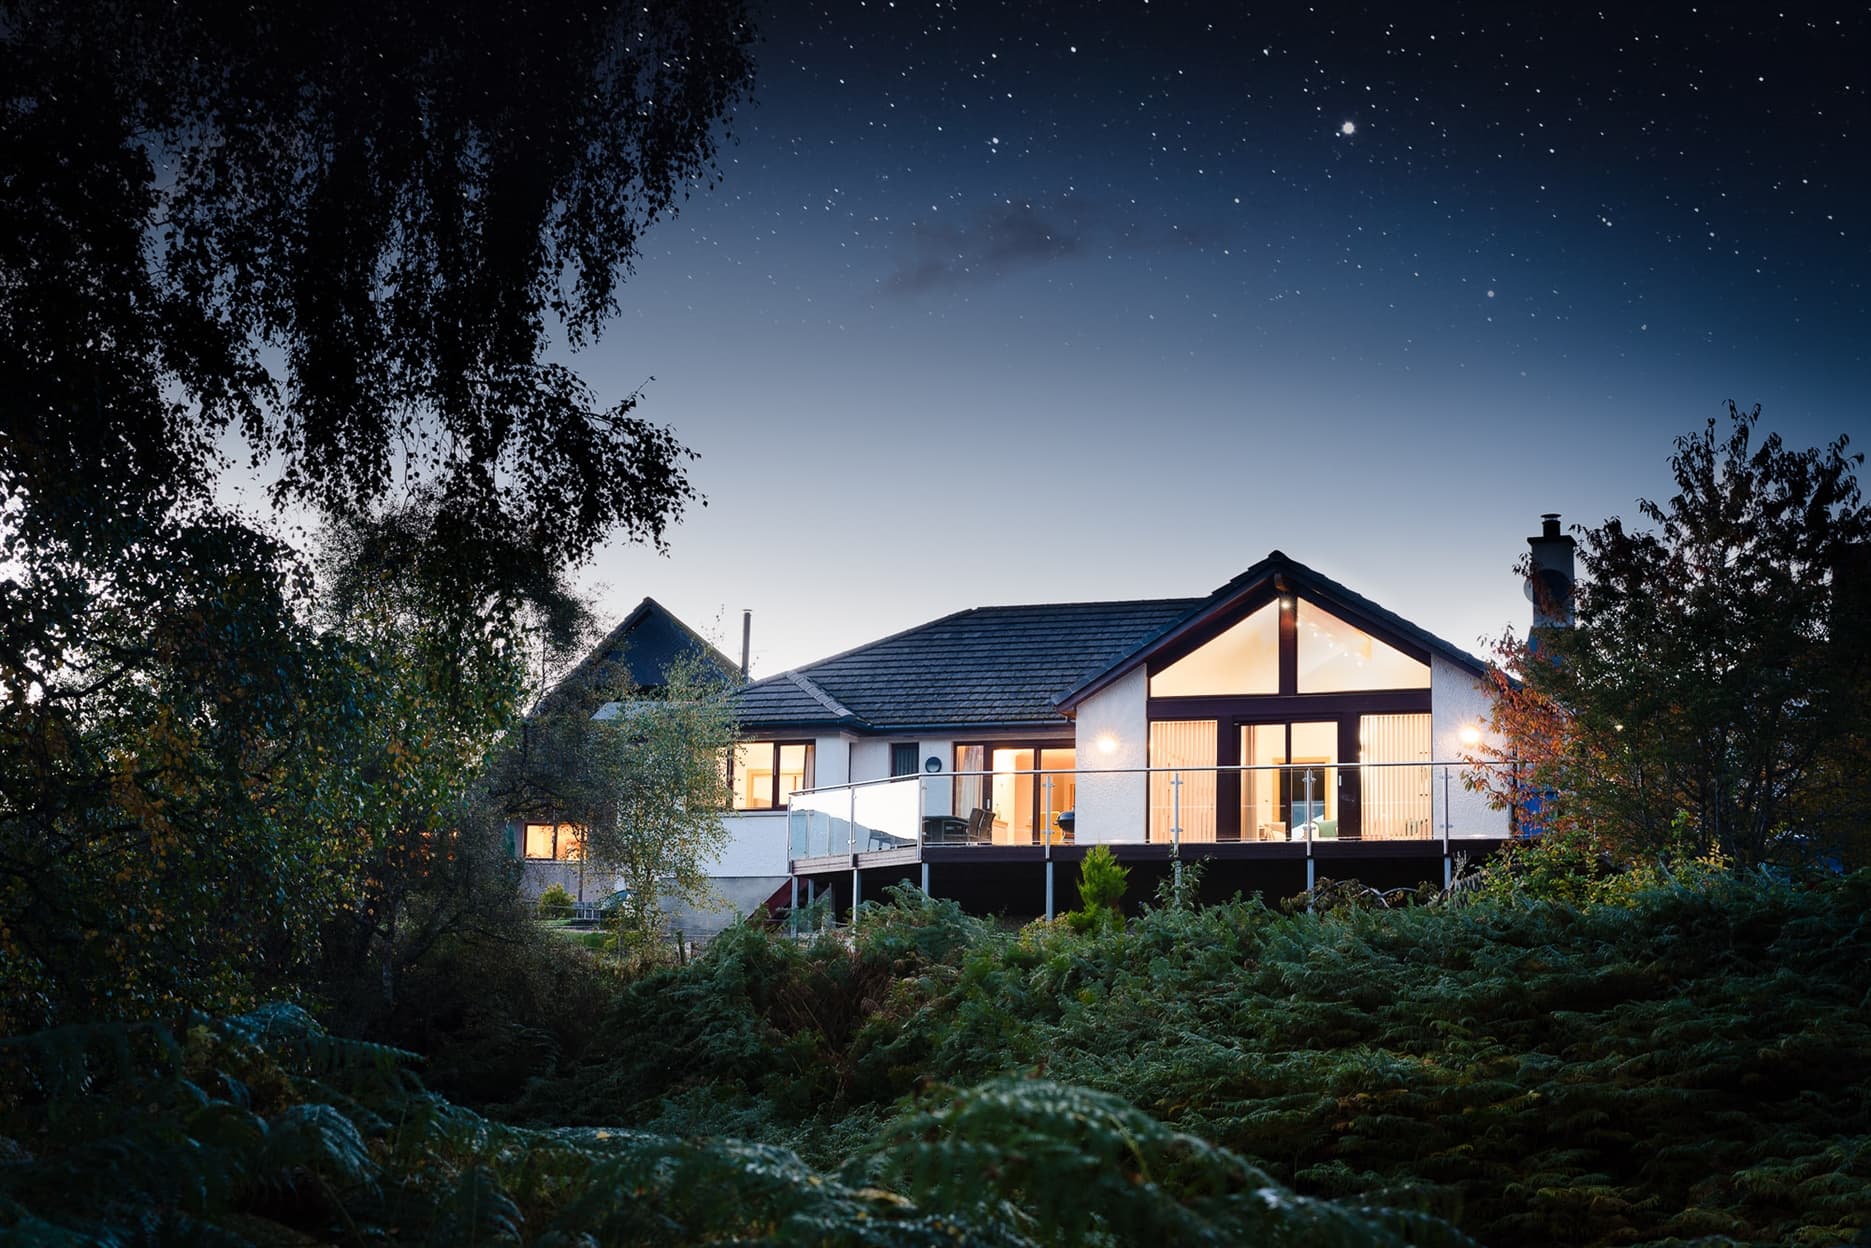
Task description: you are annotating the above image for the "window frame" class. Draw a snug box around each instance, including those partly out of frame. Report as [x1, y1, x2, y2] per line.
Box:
[521, 821, 584, 861]
[953, 738, 1077, 844]
[729, 739, 817, 811]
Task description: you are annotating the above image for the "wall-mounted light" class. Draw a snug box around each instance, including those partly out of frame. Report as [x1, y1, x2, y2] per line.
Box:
[1458, 725, 1482, 748]
[1095, 733, 1119, 756]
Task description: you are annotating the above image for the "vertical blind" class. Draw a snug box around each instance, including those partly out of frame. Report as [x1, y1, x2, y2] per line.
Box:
[1359, 713, 1431, 839]
[1149, 720, 1217, 843]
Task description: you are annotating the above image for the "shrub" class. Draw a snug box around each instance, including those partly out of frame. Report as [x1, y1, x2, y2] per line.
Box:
[537, 883, 576, 920]
[1065, 845, 1129, 934]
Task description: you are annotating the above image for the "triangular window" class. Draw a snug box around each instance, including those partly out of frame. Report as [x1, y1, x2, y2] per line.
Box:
[1149, 602, 1278, 697]
[1296, 601, 1429, 691]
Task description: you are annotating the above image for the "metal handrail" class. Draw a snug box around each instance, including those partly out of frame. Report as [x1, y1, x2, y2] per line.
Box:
[791, 758, 1501, 795]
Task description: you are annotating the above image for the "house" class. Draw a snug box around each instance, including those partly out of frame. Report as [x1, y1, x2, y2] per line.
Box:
[723, 540, 1563, 919]
[510, 597, 779, 935]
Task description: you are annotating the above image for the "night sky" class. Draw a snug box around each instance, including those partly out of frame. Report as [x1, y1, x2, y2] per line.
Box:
[564, 1, 1867, 675]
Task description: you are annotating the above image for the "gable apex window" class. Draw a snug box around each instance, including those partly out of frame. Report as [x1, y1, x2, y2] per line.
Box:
[1296, 601, 1430, 692]
[1149, 601, 1278, 697]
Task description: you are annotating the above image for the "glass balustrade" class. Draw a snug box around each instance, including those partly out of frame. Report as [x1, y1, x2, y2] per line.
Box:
[784, 761, 1519, 855]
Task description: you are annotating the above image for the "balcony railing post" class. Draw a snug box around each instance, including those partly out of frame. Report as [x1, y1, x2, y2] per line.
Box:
[1043, 773, 1052, 844]
[917, 773, 927, 858]
[1441, 764, 1453, 887]
[847, 784, 856, 854]
[1304, 767, 1315, 854]
[1170, 769, 1182, 854]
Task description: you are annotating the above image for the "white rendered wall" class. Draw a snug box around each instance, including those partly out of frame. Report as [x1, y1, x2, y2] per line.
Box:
[814, 733, 854, 788]
[712, 811, 792, 875]
[1429, 655, 1509, 839]
[1072, 667, 1149, 843]
[847, 738, 890, 785]
[919, 739, 955, 816]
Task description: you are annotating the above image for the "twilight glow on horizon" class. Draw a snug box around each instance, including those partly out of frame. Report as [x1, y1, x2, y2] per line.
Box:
[557, 2, 1866, 675]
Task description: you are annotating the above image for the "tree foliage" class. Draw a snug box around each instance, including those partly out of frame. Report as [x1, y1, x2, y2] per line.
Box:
[2, 0, 752, 597]
[2, 0, 751, 1030]
[580, 659, 740, 947]
[1473, 404, 1871, 865]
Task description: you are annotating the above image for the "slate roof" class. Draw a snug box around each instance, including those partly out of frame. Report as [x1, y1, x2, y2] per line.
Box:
[736, 551, 1493, 735]
[736, 598, 1201, 732]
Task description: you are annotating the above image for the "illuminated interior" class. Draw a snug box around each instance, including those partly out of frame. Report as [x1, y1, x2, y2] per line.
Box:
[523, 822, 583, 861]
[1359, 713, 1432, 838]
[1241, 721, 1337, 840]
[953, 744, 985, 823]
[1149, 602, 1279, 697]
[730, 741, 815, 810]
[1296, 601, 1430, 692]
[1149, 719, 1217, 842]
[986, 746, 1077, 843]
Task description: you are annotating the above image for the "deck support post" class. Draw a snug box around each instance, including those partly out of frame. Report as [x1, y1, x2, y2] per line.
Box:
[851, 865, 861, 920]
[1306, 855, 1316, 902]
[789, 875, 799, 937]
[1045, 858, 1055, 921]
[921, 861, 930, 894]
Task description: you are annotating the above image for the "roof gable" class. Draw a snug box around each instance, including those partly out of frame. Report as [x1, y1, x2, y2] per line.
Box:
[1052, 552, 1490, 710]
[540, 598, 737, 718]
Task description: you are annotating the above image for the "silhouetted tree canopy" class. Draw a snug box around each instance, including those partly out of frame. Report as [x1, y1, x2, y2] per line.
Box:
[0, 0, 752, 1028]
[1, 0, 752, 597]
[1478, 404, 1870, 865]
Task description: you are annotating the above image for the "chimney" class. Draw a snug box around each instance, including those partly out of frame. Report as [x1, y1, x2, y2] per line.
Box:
[1527, 513, 1576, 632]
[740, 609, 752, 679]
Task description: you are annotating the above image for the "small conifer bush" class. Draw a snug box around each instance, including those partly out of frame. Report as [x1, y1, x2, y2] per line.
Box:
[536, 883, 575, 921]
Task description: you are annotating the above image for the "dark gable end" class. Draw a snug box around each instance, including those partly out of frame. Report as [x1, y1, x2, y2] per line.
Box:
[1052, 551, 1492, 712]
[537, 597, 738, 719]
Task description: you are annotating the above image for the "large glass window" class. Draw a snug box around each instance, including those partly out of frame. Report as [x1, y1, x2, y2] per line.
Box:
[1359, 713, 1432, 839]
[978, 744, 1077, 844]
[953, 744, 986, 822]
[1150, 602, 1279, 697]
[1040, 748, 1076, 842]
[990, 749, 1034, 842]
[1149, 720, 1217, 843]
[523, 822, 583, 861]
[1297, 601, 1430, 692]
[730, 741, 815, 810]
[1241, 724, 1287, 841]
[1240, 721, 1337, 840]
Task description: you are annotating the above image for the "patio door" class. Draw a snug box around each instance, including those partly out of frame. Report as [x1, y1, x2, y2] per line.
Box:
[1239, 720, 1340, 840]
[987, 745, 1078, 843]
